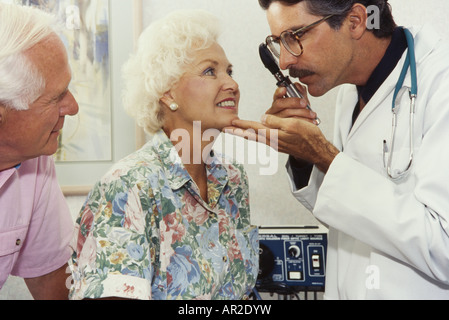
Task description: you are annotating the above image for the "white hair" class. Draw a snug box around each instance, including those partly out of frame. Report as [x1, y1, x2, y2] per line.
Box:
[122, 9, 221, 134]
[0, 3, 58, 110]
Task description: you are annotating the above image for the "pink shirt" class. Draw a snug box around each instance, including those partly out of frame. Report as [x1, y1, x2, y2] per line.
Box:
[0, 156, 73, 288]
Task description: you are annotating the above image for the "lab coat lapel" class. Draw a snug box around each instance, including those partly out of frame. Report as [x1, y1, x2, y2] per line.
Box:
[333, 85, 357, 151]
[412, 25, 441, 66]
[346, 62, 402, 143]
[346, 25, 439, 142]
[334, 75, 397, 153]
[336, 25, 439, 151]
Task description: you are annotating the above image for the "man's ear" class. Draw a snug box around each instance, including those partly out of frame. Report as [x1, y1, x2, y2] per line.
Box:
[347, 3, 368, 40]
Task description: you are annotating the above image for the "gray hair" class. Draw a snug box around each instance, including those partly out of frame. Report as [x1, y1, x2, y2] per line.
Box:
[122, 9, 221, 134]
[0, 3, 58, 110]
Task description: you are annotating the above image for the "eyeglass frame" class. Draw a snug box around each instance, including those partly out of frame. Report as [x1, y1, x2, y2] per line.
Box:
[265, 14, 335, 58]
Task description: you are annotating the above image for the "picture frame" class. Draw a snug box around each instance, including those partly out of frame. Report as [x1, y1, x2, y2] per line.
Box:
[53, 0, 143, 196]
[1, 0, 145, 196]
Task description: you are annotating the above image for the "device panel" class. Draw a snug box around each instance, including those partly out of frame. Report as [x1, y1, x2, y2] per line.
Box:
[257, 226, 328, 295]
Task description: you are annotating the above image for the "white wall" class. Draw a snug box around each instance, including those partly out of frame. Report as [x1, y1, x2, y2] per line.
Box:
[2, 0, 449, 300]
[390, 0, 449, 41]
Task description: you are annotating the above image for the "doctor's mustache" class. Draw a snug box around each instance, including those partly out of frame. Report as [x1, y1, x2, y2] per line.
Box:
[289, 68, 315, 79]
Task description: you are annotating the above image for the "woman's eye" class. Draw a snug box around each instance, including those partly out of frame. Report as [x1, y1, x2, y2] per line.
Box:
[203, 68, 216, 76]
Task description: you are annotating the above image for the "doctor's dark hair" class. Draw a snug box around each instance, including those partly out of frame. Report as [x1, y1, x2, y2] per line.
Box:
[258, 0, 396, 38]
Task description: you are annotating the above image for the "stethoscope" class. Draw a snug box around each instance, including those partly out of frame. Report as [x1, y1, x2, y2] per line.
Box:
[382, 28, 418, 180]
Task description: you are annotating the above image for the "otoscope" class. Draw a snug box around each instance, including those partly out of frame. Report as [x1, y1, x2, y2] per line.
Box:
[259, 43, 321, 125]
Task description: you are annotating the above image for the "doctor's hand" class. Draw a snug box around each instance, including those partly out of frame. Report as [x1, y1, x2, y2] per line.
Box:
[225, 83, 339, 173]
[226, 115, 339, 173]
[266, 84, 318, 123]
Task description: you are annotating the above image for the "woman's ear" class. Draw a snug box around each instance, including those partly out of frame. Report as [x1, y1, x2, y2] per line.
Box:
[160, 91, 179, 112]
[160, 91, 174, 108]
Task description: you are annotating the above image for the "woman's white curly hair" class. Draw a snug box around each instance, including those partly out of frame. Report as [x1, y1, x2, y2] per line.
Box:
[122, 9, 221, 134]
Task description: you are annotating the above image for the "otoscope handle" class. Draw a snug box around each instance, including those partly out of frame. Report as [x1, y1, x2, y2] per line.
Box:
[280, 77, 321, 125]
[259, 42, 321, 125]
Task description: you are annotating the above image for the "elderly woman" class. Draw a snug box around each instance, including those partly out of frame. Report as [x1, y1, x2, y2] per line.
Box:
[69, 10, 259, 300]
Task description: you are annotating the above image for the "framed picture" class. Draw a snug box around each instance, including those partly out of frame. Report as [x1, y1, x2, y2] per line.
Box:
[2, 0, 143, 195]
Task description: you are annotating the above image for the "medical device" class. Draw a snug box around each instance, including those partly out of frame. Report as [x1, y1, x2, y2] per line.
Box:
[259, 43, 321, 125]
[257, 226, 327, 299]
[383, 28, 418, 180]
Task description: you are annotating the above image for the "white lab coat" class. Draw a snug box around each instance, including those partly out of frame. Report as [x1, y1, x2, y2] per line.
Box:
[288, 25, 449, 299]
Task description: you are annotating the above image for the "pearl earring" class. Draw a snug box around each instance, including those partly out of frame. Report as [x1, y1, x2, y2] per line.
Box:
[169, 103, 179, 111]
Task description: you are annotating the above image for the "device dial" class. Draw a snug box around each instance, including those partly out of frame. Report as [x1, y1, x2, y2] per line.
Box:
[288, 245, 301, 258]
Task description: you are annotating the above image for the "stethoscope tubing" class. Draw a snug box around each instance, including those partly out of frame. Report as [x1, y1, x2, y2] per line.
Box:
[383, 28, 417, 180]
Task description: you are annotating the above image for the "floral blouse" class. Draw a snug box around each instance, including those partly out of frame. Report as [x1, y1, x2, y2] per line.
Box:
[69, 130, 259, 300]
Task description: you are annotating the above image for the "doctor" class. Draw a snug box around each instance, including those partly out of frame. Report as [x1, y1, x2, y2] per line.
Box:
[230, 0, 449, 299]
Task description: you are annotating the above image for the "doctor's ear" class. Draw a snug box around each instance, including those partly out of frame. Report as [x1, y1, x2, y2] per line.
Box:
[346, 3, 368, 39]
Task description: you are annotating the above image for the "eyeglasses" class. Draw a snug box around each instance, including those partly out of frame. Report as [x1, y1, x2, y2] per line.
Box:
[266, 14, 334, 58]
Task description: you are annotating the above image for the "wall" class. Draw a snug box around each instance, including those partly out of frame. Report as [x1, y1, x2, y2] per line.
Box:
[2, 0, 449, 300]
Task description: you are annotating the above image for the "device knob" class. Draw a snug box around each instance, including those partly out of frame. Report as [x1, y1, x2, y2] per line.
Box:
[288, 245, 301, 258]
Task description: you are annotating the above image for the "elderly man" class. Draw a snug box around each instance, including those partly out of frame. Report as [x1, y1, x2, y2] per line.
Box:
[230, 0, 449, 299]
[0, 3, 78, 299]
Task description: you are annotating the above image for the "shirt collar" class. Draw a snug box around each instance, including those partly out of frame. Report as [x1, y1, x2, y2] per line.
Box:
[0, 165, 20, 189]
[149, 130, 191, 189]
[353, 27, 408, 123]
[150, 130, 229, 194]
[357, 27, 408, 104]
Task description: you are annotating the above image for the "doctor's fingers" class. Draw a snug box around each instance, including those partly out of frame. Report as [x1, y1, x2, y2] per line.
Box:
[224, 120, 277, 147]
[273, 86, 288, 101]
[273, 107, 318, 122]
[267, 96, 308, 115]
[294, 82, 309, 97]
[264, 117, 323, 160]
[289, 82, 311, 106]
[224, 119, 312, 156]
[272, 83, 309, 101]
[267, 88, 309, 116]
[261, 114, 318, 133]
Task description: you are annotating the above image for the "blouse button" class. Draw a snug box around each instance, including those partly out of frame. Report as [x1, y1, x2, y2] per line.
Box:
[222, 256, 228, 263]
[16, 239, 21, 246]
